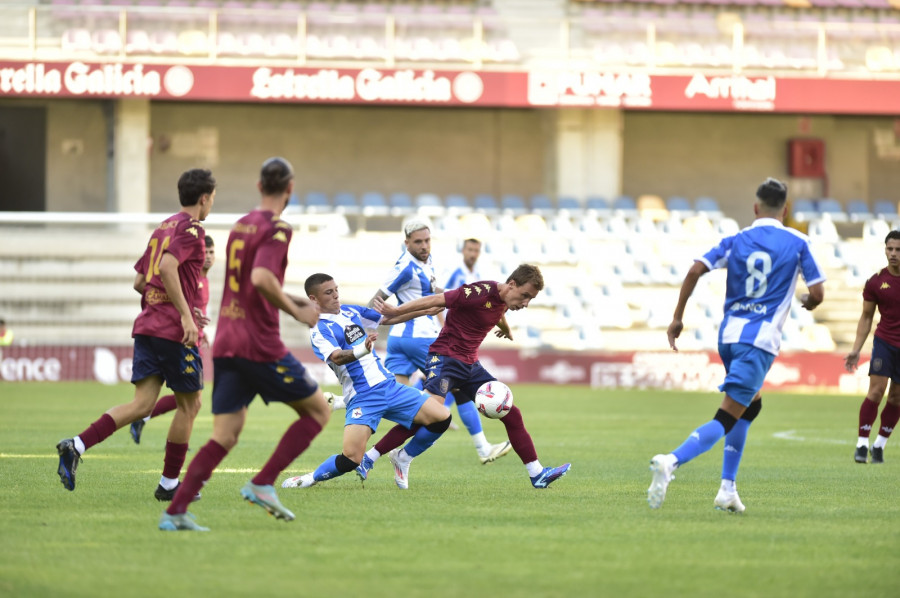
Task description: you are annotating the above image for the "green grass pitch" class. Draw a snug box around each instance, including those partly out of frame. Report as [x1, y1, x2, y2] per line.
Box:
[1, 382, 898, 597]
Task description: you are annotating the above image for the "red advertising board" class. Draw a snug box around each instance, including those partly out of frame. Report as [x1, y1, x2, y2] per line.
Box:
[1, 61, 899, 114]
[0, 345, 868, 394]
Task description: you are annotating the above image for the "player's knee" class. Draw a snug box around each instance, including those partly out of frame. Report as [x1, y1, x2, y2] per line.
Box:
[335, 453, 359, 473]
[425, 415, 452, 434]
[714, 408, 738, 434]
[741, 399, 762, 422]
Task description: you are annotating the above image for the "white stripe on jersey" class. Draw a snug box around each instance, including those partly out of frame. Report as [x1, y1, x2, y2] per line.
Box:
[309, 306, 392, 402]
[443, 262, 481, 291]
[380, 250, 441, 338]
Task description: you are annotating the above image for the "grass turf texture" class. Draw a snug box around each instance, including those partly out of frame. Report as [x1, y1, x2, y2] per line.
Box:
[1, 382, 898, 598]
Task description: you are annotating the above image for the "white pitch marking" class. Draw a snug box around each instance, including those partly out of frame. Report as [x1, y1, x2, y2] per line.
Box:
[772, 430, 852, 445]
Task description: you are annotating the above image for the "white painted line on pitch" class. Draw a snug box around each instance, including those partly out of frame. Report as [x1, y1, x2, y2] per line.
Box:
[772, 430, 852, 445]
[0, 453, 124, 459]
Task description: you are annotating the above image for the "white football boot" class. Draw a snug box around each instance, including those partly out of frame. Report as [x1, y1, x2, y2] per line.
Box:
[281, 473, 317, 489]
[647, 453, 678, 509]
[714, 482, 746, 514]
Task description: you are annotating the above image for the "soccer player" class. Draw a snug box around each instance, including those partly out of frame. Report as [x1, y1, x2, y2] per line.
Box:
[371, 263, 571, 489]
[648, 177, 825, 512]
[130, 235, 216, 445]
[281, 273, 452, 490]
[56, 168, 216, 501]
[844, 230, 900, 464]
[0, 317, 13, 346]
[159, 157, 330, 532]
[363, 222, 510, 466]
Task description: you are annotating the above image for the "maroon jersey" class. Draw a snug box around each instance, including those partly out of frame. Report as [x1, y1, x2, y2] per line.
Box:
[863, 268, 900, 347]
[197, 274, 210, 343]
[429, 281, 506, 364]
[213, 209, 292, 362]
[132, 212, 206, 343]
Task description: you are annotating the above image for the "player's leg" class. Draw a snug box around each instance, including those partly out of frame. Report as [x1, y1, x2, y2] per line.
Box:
[871, 379, 900, 464]
[386, 385, 452, 489]
[716, 395, 762, 513]
[155, 390, 203, 501]
[284, 424, 372, 488]
[131, 394, 178, 445]
[856, 375, 888, 463]
[57, 374, 163, 491]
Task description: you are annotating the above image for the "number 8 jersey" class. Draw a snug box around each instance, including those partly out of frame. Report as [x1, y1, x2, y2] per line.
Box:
[698, 217, 826, 356]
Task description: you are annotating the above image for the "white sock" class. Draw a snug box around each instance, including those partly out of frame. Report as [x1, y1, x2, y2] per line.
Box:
[721, 479, 736, 492]
[333, 395, 346, 410]
[873, 435, 889, 450]
[472, 431, 489, 453]
[365, 448, 381, 462]
[142, 415, 151, 423]
[857, 436, 870, 448]
[525, 460, 543, 477]
[159, 476, 179, 491]
[73, 436, 86, 455]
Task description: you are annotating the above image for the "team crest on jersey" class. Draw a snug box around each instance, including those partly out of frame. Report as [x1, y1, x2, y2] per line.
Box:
[881, 282, 891, 290]
[344, 324, 364, 345]
[351, 407, 363, 419]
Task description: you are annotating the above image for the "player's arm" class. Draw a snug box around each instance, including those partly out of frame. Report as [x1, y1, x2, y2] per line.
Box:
[667, 260, 710, 351]
[374, 293, 446, 319]
[133, 272, 146, 295]
[845, 299, 876, 372]
[367, 288, 391, 309]
[799, 282, 825, 311]
[159, 253, 199, 347]
[328, 332, 378, 365]
[251, 266, 319, 327]
[381, 305, 443, 326]
[494, 314, 513, 340]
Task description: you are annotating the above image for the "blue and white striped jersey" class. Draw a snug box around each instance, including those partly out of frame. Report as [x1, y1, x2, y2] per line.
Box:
[310, 305, 393, 402]
[443, 262, 481, 291]
[380, 250, 441, 339]
[698, 218, 826, 356]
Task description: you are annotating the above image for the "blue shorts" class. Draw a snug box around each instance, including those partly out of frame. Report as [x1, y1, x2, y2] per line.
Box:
[869, 335, 900, 382]
[422, 353, 494, 403]
[717, 342, 776, 407]
[211, 353, 318, 415]
[344, 378, 428, 432]
[131, 334, 203, 393]
[384, 336, 434, 377]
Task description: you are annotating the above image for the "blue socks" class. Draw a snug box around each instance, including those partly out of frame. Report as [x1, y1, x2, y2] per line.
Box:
[672, 420, 726, 466]
[313, 454, 343, 482]
[444, 392, 483, 434]
[722, 418, 751, 482]
[403, 425, 443, 457]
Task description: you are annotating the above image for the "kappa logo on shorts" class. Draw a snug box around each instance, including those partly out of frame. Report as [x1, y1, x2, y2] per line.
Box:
[351, 407, 363, 419]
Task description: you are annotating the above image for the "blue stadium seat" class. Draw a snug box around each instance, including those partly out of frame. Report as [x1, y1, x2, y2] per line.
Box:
[666, 196, 693, 216]
[694, 196, 723, 219]
[846, 199, 873, 223]
[530, 194, 553, 215]
[585, 196, 610, 215]
[501, 194, 527, 215]
[304, 191, 330, 213]
[360, 191, 388, 216]
[791, 198, 818, 222]
[444, 194, 470, 211]
[333, 192, 359, 214]
[817, 197, 848, 222]
[415, 193, 444, 215]
[473, 194, 499, 214]
[612, 195, 637, 217]
[874, 199, 898, 219]
[557, 196, 581, 213]
[389, 192, 413, 215]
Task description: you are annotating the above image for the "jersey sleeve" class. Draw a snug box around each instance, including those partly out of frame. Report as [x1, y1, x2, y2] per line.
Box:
[166, 220, 205, 263]
[698, 236, 733, 271]
[442, 287, 465, 309]
[310, 322, 341, 362]
[350, 305, 384, 329]
[799, 240, 827, 286]
[381, 260, 413, 296]
[253, 222, 292, 273]
[862, 273, 879, 302]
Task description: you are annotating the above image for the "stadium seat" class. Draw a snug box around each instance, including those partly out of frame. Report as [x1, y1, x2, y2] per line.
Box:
[612, 195, 638, 218]
[694, 196, 723, 220]
[415, 193, 444, 216]
[817, 198, 848, 223]
[791, 198, 819, 222]
[304, 191, 330, 213]
[530, 194, 554, 215]
[501, 194, 527, 215]
[585, 196, 611, 217]
[666, 196, 694, 218]
[874, 199, 899, 219]
[637, 194, 668, 222]
[333, 192, 359, 215]
[846, 199, 873, 223]
[557, 196, 582, 214]
[389, 193, 414, 216]
[473, 194, 499, 214]
[360, 192, 389, 216]
[444, 194, 470, 212]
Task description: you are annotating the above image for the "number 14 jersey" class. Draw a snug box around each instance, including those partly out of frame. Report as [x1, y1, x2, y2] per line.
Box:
[698, 217, 826, 356]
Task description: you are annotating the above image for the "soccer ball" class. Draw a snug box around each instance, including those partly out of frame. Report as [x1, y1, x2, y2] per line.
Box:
[475, 381, 514, 419]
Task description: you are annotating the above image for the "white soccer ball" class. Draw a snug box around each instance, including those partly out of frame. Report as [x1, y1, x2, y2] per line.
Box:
[475, 381, 514, 419]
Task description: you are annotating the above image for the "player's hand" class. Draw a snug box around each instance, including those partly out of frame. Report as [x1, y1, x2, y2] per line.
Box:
[844, 350, 860, 373]
[373, 296, 398, 317]
[192, 307, 211, 328]
[667, 319, 683, 351]
[295, 302, 319, 328]
[181, 314, 199, 347]
[365, 332, 378, 350]
[495, 328, 513, 341]
[799, 293, 814, 311]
